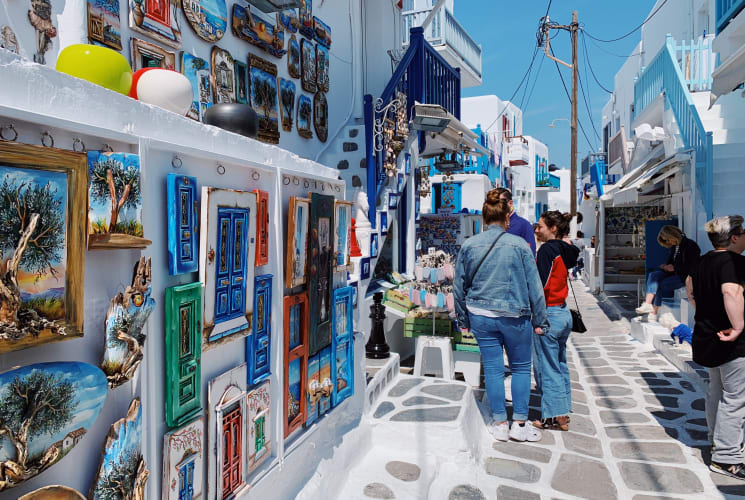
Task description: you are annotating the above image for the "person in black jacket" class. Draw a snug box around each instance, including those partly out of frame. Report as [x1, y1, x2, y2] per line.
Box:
[636, 225, 700, 321]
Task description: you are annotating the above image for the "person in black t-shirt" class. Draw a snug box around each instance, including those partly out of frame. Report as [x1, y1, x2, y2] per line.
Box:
[686, 215, 745, 480]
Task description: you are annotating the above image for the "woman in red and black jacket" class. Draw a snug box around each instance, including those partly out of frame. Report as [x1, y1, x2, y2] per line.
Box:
[532, 211, 579, 432]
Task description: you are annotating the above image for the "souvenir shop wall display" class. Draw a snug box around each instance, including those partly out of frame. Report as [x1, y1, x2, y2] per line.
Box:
[416, 213, 462, 258]
[308, 192, 334, 355]
[249, 54, 281, 144]
[284, 292, 308, 437]
[409, 250, 455, 313]
[162, 417, 205, 500]
[0, 142, 86, 354]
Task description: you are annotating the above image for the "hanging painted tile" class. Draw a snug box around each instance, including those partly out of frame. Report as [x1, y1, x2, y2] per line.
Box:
[87, 151, 151, 249]
[249, 54, 280, 144]
[298, 0, 312, 40]
[316, 43, 329, 92]
[130, 37, 176, 70]
[254, 189, 269, 266]
[165, 282, 202, 427]
[167, 173, 199, 275]
[0, 362, 107, 491]
[248, 274, 271, 385]
[308, 193, 334, 354]
[181, 52, 213, 121]
[284, 293, 308, 437]
[234, 58, 248, 104]
[246, 381, 271, 475]
[317, 345, 332, 415]
[231, 4, 286, 58]
[19, 485, 86, 499]
[305, 353, 320, 426]
[87, 0, 122, 50]
[211, 46, 236, 104]
[0, 142, 86, 353]
[162, 417, 204, 500]
[297, 94, 313, 139]
[314, 90, 328, 142]
[0, 26, 19, 53]
[277, 8, 298, 33]
[287, 34, 300, 79]
[279, 78, 296, 132]
[300, 38, 316, 93]
[129, 0, 181, 48]
[334, 200, 353, 271]
[200, 187, 257, 346]
[312, 16, 331, 49]
[27, 0, 56, 64]
[90, 399, 148, 499]
[207, 364, 248, 498]
[181, 0, 226, 42]
[332, 286, 354, 406]
[285, 196, 310, 288]
[101, 257, 155, 388]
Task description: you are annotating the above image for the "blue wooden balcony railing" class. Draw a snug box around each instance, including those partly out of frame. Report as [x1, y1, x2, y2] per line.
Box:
[717, 0, 745, 33]
[364, 27, 461, 228]
[634, 34, 713, 218]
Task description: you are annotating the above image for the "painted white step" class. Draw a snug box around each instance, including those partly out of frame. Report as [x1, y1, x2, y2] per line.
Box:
[712, 156, 745, 176]
[713, 142, 745, 159]
[711, 127, 745, 145]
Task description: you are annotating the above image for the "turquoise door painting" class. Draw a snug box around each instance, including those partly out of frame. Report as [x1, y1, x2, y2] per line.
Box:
[200, 188, 257, 344]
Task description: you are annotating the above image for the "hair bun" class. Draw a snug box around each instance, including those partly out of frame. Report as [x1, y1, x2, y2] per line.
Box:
[562, 212, 572, 222]
[486, 190, 501, 204]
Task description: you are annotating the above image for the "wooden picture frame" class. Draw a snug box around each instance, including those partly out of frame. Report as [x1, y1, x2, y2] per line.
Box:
[331, 286, 354, 406]
[247, 274, 271, 385]
[88, 0, 122, 50]
[129, 0, 181, 49]
[300, 38, 316, 93]
[211, 46, 236, 104]
[287, 34, 300, 79]
[167, 173, 199, 275]
[231, 4, 286, 58]
[0, 142, 86, 354]
[285, 196, 310, 289]
[299, 0, 313, 39]
[314, 91, 328, 143]
[315, 44, 329, 93]
[284, 292, 308, 437]
[254, 189, 269, 266]
[200, 187, 257, 346]
[246, 381, 271, 475]
[249, 54, 280, 144]
[181, 0, 227, 42]
[130, 36, 175, 70]
[165, 282, 202, 428]
[313, 16, 331, 48]
[308, 192, 334, 355]
[278, 8, 298, 33]
[297, 95, 313, 139]
[279, 78, 296, 132]
[162, 417, 204, 500]
[234, 59, 249, 105]
[334, 200, 353, 271]
[182, 52, 213, 121]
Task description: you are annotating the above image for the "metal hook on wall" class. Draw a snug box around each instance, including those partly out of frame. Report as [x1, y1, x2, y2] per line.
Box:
[171, 155, 183, 169]
[283, 175, 291, 185]
[40, 131, 54, 148]
[293, 176, 300, 186]
[251, 170, 260, 181]
[0, 124, 18, 142]
[216, 163, 226, 175]
[303, 179, 310, 189]
[72, 138, 86, 152]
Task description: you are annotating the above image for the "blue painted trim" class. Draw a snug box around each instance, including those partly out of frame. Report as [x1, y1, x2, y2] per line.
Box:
[364, 94, 376, 230]
[398, 180, 407, 273]
[208, 322, 249, 342]
[331, 286, 354, 407]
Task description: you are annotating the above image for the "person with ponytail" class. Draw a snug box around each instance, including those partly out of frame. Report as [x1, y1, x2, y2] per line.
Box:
[454, 190, 548, 443]
[532, 211, 580, 431]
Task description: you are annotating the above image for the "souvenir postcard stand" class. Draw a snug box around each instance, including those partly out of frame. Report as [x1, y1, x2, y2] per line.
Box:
[331, 286, 354, 406]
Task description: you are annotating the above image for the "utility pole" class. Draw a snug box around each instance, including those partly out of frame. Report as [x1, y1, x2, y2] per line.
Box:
[543, 11, 580, 216]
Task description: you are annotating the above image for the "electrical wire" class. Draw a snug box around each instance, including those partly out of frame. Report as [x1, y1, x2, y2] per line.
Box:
[582, 0, 668, 43]
[583, 28, 642, 58]
[578, 57, 601, 142]
[482, 44, 540, 132]
[580, 32, 614, 94]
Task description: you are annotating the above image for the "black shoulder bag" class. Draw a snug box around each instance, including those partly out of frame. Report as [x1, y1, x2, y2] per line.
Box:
[567, 278, 587, 333]
[470, 231, 507, 282]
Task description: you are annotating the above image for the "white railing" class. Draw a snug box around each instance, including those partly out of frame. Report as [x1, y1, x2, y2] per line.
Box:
[402, 7, 482, 79]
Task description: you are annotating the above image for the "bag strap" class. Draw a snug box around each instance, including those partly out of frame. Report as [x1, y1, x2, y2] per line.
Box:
[568, 277, 582, 317]
[471, 230, 507, 283]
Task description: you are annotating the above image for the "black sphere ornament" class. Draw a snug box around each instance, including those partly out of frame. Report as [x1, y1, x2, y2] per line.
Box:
[366, 292, 390, 359]
[203, 103, 259, 138]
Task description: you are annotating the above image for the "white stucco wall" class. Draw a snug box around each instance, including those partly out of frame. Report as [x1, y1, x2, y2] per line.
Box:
[548, 168, 571, 214]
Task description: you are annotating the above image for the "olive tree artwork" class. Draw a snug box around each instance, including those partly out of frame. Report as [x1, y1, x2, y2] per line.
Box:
[279, 78, 296, 132]
[249, 54, 280, 144]
[0, 143, 86, 354]
[87, 151, 150, 249]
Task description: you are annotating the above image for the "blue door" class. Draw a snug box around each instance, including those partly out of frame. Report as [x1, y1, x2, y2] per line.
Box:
[248, 274, 272, 384]
[178, 461, 194, 500]
[167, 174, 199, 275]
[214, 207, 249, 324]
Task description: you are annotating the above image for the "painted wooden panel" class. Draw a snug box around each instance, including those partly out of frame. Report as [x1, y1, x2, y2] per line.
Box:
[248, 274, 271, 385]
[167, 173, 199, 275]
[162, 417, 204, 500]
[246, 381, 271, 475]
[200, 188, 257, 345]
[165, 282, 202, 428]
[308, 192, 334, 355]
[254, 189, 269, 266]
[285, 196, 310, 289]
[129, 0, 181, 49]
[284, 293, 308, 437]
[305, 353, 320, 426]
[332, 286, 354, 407]
[0, 362, 107, 491]
[318, 345, 332, 416]
[334, 200, 353, 271]
[19, 485, 86, 499]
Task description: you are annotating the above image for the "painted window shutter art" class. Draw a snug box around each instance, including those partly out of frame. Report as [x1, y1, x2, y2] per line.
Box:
[284, 292, 308, 437]
[254, 189, 269, 266]
[167, 173, 199, 275]
[248, 274, 272, 385]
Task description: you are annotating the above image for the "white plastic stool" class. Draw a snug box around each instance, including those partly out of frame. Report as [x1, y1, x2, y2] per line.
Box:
[413, 336, 455, 379]
[453, 350, 481, 387]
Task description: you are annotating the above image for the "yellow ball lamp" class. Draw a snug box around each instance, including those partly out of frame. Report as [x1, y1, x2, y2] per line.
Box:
[56, 44, 133, 95]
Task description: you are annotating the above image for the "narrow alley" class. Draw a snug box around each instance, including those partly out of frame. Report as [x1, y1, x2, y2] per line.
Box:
[335, 283, 745, 500]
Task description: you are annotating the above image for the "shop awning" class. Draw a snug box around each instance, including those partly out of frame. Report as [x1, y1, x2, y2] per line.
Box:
[414, 102, 489, 158]
[601, 145, 665, 199]
[607, 152, 690, 206]
[711, 43, 745, 103]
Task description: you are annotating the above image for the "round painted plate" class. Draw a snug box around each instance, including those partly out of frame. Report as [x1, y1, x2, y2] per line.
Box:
[182, 0, 227, 42]
[19, 485, 86, 499]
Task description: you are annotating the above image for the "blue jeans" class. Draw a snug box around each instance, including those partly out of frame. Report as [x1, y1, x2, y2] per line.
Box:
[469, 312, 533, 421]
[646, 271, 684, 307]
[533, 305, 572, 419]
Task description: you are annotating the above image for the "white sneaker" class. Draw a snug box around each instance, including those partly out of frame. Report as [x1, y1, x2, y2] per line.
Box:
[487, 421, 509, 441]
[509, 421, 542, 442]
[635, 303, 655, 315]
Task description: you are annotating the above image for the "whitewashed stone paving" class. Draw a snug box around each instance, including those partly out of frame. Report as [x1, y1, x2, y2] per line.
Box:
[333, 283, 745, 499]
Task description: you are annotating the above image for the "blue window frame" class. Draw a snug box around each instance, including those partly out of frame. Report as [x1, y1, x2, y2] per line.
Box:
[214, 207, 249, 324]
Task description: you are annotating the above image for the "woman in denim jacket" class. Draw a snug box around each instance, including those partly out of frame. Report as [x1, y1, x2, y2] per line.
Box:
[454, 191, 549, 442]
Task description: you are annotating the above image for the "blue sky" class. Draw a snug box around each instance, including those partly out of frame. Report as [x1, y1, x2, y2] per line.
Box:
[458, 1, 656, 169]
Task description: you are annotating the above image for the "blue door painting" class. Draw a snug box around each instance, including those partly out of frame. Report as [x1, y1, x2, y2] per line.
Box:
[248, 274, 272, 385]
[200, 187, 257, 344]
[167, 174, 199, 275]
[214, 207, 249, 324]
[331, 286, 354, 407]
[178, 459, 195, 500]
